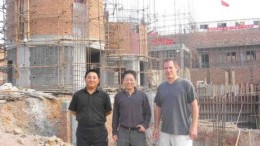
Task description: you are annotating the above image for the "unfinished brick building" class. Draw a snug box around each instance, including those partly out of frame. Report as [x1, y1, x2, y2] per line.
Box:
[5, 0, 105, 92]
[106, 22, 148, 86]
[149, 18, 260, 86]
[3, 0, 150, 91]
[0, 46, 6, 84]
[189, 19, 260, 85]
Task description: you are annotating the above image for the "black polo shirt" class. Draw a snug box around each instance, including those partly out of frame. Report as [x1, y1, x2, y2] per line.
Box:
[69, 87, 112, 126]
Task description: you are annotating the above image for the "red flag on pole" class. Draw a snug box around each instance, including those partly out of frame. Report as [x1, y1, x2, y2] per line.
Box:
[221, 0, 229, 7]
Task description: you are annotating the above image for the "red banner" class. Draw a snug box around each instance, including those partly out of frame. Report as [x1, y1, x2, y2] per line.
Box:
[208, 24, 254, 31]
[150, 38, 175, 45]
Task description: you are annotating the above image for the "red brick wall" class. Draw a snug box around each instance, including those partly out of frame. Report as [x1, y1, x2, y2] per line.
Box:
[253, 67, 260, 84]
[191, 66, 260, 85]
[209, 68, 226, 85]
[6, 0, 16, 42]
[6, 0, 105, 41]
[233, 67, 251, 84]
[0, 50, 6, 85]
[108, 22, 148, 56]
[87, 0, 105, 41]
[190, 69, 208, 85]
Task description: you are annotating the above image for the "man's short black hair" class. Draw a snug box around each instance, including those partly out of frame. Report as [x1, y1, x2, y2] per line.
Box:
[123, 70, 137, 80]
[85, 69, 99, 78]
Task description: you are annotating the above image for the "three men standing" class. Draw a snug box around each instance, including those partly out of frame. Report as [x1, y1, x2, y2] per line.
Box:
[69, 59, 199, 146]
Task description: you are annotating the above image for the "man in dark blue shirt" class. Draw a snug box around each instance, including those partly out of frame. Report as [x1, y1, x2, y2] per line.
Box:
[69, 69, 112, 146]
[112, 70, 151, 146]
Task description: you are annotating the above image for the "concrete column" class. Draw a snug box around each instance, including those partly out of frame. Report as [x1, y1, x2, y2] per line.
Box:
[16, 46, 30, 88]
[60, 101, 71, 143]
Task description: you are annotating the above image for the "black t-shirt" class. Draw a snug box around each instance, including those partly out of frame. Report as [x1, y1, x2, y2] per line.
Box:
[69, 87, 112, 126]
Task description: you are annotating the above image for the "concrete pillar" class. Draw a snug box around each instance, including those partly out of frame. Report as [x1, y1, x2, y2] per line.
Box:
[146, 92, 155, 124]
[71, 112, 78, 145]
[60, 101, 71, 143]
[257, 83, 260, 129]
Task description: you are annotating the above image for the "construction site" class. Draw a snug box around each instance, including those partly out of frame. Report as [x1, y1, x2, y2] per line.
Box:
[0, 0, 260, 146]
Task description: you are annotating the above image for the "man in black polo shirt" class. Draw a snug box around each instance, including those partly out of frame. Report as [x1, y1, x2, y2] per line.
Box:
[69, 69, 112, 146]
[112, 70, 151, 146]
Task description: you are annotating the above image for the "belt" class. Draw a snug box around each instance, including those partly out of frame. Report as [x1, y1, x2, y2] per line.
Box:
[78, 123, 104, 128]
[120, 125, 139, 130]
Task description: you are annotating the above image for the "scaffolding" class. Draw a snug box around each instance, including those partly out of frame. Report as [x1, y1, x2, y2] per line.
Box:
[1, 1, 103, 92]
[1, 1, 260, 145]
[0, 0, 259, 88]
[0, 0, 158, 92]
[0, 0, 7, 84]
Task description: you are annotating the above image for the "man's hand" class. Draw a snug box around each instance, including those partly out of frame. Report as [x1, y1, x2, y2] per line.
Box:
[189, 126, 198, 140]
[137, 125, 145, 132]
[153, 127, 159, 141]
[112, 135, 118, 142]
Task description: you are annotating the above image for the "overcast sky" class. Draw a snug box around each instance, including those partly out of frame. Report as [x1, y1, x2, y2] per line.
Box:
[193, 0, 260, 22]
[145, 0, 260, 22]
[105, 0, 260, 34]
[0, 0, 259, 36]
[1, 0, 259, 23]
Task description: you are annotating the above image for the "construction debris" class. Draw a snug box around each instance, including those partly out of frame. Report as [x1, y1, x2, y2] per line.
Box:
[0, 128, 73, 146]
[0, 83, 57, 102]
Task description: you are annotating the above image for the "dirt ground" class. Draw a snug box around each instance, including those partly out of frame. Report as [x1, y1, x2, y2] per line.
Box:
[1, 94, 260, 146]
[0, 94, 116, 146]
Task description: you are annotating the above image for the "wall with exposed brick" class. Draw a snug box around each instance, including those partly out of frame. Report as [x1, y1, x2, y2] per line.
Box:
[6, 0, 17, 42]
[6, 0, 105, 42]
[209, 68, 226, 84]
[0, 50, 6, 85]
[87, 0, 105, 41]
[108, 22, 131, 54]
[233, 67, 251, 84]
[190, 69, 208, 85]
[253, 67, 260, 84]
[108, 22, 148, 56]
[138, 25, 148, 56]
[191, 66, 260, 85]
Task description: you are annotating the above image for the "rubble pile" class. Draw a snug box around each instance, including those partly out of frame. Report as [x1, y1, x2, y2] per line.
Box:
[0, 83, 72, 145]
[0, 83, 57, 103]
[0, 128, 73, 146]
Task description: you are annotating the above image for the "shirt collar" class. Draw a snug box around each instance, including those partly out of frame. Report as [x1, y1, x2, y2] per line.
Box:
[123, 87, 137, 95]
[83, 87, 100, 94]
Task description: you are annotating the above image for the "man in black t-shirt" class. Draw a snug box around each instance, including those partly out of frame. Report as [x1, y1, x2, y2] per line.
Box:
[69, 69, 112, 146]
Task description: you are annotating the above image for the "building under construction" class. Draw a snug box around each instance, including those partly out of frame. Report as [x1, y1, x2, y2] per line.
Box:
[0, 0, 260, 146]
[0, 0, 156, 93]
[149, 18, 260, 86]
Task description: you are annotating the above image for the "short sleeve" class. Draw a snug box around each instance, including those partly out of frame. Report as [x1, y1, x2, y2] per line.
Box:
[104, 92, 112, 112]
[154, 85, 162, 107]
[69, 93, 78, 112]
[186, 80, 197, 103]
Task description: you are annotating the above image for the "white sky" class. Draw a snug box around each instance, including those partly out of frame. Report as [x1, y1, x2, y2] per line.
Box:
[193, 0, 260, 22]
[0, 0, 260, 34]
[149, 0, 260, 22]
[0, 0, 259, 23]
[105, 0, 260, 34]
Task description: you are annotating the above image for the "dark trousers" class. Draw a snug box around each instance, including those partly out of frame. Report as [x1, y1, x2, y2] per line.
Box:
[117, 126, 147, 146]
[76, 124, 108, 146]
